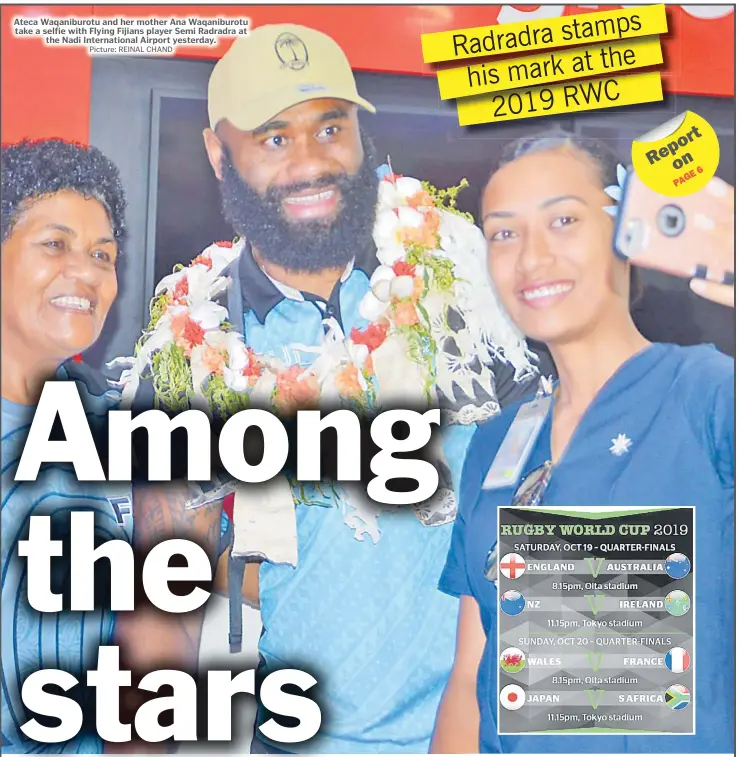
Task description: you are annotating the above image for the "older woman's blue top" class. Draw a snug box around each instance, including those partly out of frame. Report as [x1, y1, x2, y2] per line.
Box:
[1, 363, 133, 753]
[440, 343, 734, 754]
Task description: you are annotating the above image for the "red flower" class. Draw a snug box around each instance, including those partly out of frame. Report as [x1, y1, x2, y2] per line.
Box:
[351, 322, 389, 352]
[242, 349, 264, 379]
[170, 311, 205, 356]
[172, 276, 189, 301]
[191, 255, 213, 270]
[275, 365, 320, 415]
[392, 260, 416, 277]
[183, 318, 205, 347]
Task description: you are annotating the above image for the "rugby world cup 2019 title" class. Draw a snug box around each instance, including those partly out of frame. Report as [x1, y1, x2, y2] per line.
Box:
[15, 382, 441, 505]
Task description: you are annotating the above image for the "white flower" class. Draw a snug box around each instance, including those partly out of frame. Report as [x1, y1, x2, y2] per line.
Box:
[106, 318, 174, 408]
[203, 329, 228, 349]
[221, 332, 254, 393]
[373, 209, 401, 248]
[360, 265, 395, 320]
[222, 365, 249, 393]
[189, 301, 229, 330]
[359, 290, 389, 321]
[185, 266, 216, 304]
[376, 244, 406, 266]
[392, 275, 415, 299]
[225, 331, 249, 369]
[377, 176, 423, 211]
[373, 206, 425, 264]
[346, 341, 370, 377]
[604, 164, 627, 217]
[397, 205, 424, 230]
[377, 180, 401, 211]
[155, 268, 187, 295]
[438, 208, 478, 257]
[394, 176, 423, 199]
[370, 266, 395, 296]
[202, 241, 241, 276]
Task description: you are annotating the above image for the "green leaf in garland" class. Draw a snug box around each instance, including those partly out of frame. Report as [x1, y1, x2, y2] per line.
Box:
[421, 178, 474, 223]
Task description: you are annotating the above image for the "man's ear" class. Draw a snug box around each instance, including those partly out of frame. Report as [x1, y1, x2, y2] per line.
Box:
[203, 127, 224, 181]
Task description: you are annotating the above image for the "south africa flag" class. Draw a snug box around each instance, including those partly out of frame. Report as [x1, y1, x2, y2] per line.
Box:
[665, 684, 691, 710]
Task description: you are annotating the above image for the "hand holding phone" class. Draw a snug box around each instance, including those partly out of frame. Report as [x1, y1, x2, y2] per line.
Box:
[614, 171, 734, 308]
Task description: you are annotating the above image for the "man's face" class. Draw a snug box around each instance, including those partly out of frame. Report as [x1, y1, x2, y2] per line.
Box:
[204, 98, 379, 273]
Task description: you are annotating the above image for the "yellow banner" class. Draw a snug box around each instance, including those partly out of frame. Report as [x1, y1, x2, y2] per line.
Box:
[456, 71, 663, 126]
[422, 4, 667, 64]
[438, 37, 663, 100]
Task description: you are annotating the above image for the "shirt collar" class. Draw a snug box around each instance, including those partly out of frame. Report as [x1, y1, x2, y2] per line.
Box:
[238, 240, 377, 323]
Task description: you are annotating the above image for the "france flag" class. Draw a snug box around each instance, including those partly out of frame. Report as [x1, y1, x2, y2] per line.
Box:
[665, 646, 691, 673]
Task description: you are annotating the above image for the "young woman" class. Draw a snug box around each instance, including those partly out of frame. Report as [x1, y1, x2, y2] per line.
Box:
[432, 135, 734, 754]
[1, 139, 131, 753]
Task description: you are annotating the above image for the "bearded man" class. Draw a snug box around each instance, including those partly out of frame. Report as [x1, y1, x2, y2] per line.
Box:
[118, 24, 538, 754]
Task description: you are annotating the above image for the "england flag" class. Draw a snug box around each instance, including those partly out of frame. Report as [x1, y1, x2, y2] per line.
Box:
[665, 647, 691, 673]
[500, 553, 527, 579]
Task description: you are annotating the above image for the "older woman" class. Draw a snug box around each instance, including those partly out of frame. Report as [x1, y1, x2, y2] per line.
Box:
[1, 139, 130, 753]
[432, 134, 734, 754]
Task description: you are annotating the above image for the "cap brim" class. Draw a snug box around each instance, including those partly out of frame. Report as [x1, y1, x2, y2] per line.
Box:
[217, 87, 376, 132]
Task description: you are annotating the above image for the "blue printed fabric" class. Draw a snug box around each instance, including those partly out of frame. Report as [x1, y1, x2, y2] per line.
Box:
[225, 247, 536, 753]
[1, 364, 133, 753]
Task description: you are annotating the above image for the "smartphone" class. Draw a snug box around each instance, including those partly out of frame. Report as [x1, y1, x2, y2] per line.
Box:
[614, 170, 734, 285]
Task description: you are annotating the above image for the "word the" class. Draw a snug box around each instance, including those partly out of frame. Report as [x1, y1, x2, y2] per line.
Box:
[15, 383, 441, 505]
[21, 647, 319, 745]
[20, 512, 212, 613]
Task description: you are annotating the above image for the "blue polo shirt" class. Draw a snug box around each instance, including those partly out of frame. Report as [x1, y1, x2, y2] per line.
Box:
[440, 342, 734, 753]
[224, 242, 538, 753]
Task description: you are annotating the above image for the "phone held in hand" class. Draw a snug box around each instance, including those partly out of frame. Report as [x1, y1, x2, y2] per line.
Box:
[614, 169, 734, 286]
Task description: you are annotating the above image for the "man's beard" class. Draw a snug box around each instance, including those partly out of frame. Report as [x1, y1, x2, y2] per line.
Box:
[218, 132, 379, 273]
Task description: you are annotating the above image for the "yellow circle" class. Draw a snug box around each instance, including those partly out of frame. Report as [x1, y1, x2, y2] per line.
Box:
[631, 111, 720, 197]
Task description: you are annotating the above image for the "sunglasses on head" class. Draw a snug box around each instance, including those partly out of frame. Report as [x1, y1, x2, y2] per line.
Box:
[512, 460, 553, 508]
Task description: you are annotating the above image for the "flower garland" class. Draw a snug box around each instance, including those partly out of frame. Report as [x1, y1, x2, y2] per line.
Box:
[109, 169, 521, 420]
